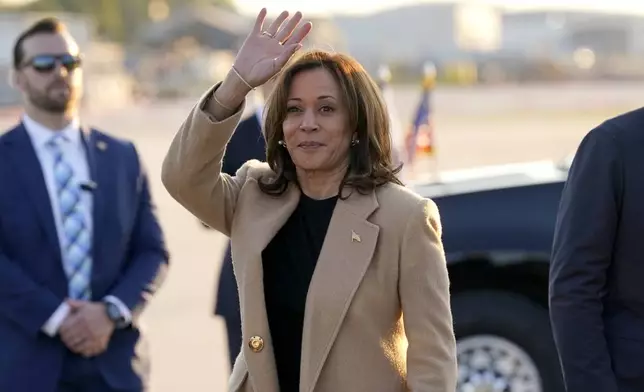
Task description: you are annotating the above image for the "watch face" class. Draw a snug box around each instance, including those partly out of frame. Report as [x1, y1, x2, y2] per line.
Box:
[106, 302, 126, 327]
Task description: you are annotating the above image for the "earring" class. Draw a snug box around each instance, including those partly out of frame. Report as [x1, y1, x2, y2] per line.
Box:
[278, 140, 286, 147]
[351, 139, 359, 147]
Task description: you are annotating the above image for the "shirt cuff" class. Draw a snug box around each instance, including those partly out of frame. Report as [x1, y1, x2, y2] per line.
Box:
[41, 302, 71, 337]
[103, 295, 133, 324]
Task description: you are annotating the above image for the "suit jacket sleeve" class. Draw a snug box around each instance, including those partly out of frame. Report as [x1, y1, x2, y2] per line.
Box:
[221, 120, 243, 176]
[399, 198, 457, 391]
[549, 125, 623, 392]
[108, 144, 170, 314]
[161, 84, 249, 237]
[222, 116, 264, 176]
[0, 246, 61, 337]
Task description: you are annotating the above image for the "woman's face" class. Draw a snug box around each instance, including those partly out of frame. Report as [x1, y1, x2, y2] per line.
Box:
[282, 68, 353, 174]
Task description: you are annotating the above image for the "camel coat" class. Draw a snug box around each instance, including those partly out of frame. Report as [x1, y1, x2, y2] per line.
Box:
[161, 86, 457, 392]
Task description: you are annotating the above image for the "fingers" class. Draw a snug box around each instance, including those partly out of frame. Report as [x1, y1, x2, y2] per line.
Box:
[265, 10, 289, 37]
[65, 335, 106, 357]
[60, 322, 105, 357]
[60, 321, 90, 353]
[275, 11, 303, 43]
[275, 44, 303, 70]
[77, 339, 107, 358]
[66, 299, 86, 310]
[64, 334, 87, 352]
[283, 22, 312, 46]
[252, 8, 267, 34]
[60, 315, 82, 334]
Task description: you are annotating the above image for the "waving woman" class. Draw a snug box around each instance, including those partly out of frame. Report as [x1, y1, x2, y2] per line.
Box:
[162, 8, 457, 392]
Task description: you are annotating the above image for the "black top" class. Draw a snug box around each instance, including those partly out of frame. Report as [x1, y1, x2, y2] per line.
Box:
[262, 193, 338, 392]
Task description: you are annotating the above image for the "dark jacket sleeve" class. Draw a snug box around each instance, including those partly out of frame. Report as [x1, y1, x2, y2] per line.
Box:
[109, 144, 169, 316]
[221, 116, 265, 176]
[549, 124, 624, 392]
[0, 245, 61, 337]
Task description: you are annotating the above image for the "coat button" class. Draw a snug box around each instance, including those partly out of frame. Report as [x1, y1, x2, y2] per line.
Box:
[248, 336, 264, 353]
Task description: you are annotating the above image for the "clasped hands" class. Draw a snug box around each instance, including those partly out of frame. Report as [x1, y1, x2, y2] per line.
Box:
[59, 299, 115, 358]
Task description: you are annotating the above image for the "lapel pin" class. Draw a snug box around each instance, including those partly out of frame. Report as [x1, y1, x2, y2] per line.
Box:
[351, 230, 361, 243]
[96, 141, 107, 151]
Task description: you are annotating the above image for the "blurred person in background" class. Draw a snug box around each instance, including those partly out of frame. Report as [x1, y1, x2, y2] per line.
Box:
[213, 80, 275, 370]
[162, 8, 456, 392]
[550, 106, 644, 392]
[0, 17, 168, 392]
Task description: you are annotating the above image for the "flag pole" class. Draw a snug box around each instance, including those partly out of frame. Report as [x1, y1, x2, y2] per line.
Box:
[376, 64, 406, 176]
[422, 62, 440, 183]
[407, 61, 440, 183]
[377, 64, 391, 90]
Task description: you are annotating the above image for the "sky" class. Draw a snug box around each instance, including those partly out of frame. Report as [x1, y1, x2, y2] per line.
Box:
[234, 0, 644, 16]
[1, 0, 642, 16]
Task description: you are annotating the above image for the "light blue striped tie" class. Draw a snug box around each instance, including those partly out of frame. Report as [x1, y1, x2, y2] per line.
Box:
[47, 135, 92, 300]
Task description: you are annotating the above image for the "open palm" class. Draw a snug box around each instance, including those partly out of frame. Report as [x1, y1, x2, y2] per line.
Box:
[233, 9, 312, 88]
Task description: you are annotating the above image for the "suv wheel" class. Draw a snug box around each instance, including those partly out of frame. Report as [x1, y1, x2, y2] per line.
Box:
[452, 291, 564, 392]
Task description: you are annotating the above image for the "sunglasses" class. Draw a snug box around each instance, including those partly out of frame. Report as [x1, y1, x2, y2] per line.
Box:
[21, 54, 82, 73]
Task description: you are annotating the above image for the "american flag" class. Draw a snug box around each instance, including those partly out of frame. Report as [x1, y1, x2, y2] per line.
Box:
[406, 81, 435, 164]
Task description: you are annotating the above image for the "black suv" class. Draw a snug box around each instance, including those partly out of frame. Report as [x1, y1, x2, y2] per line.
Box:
[411, 157, 572, 392]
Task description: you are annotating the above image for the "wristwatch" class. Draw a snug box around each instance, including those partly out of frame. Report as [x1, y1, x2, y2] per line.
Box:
[103, 300, 128, 329]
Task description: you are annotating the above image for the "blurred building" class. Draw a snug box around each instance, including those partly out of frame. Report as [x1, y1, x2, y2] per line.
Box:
[333, 2, 503, 76]
[132, 5, 347, 99]
[132, 4, 247, 98]
[300, 17, 347, 53]
[498, 10, 644, 79]
[136, 4, 246, 51]
[329, 3, 644, 83]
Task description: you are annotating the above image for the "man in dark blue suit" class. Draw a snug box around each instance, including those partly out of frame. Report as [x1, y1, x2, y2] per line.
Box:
[0, 18, 168, 392]
[550, 107, 644, 392]
[211, 83, 270, 369]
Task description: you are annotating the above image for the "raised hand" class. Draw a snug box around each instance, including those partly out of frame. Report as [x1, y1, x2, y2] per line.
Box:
[207, 9, 311, 120]
[233, 9, 312, 88]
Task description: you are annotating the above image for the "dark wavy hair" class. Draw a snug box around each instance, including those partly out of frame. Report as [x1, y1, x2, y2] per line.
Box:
[259, 50, 403, 198]
[13, 17, 67, 69]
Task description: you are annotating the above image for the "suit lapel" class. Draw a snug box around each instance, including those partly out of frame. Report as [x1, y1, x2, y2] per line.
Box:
[234, 182, 300, 392]
[3, 124, 60, 254]
[81, 127, 109, 266]
[300, 190, 380, 392]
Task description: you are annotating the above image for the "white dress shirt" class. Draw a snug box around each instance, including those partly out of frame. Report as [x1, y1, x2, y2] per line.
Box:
[22, 115, 131, 336]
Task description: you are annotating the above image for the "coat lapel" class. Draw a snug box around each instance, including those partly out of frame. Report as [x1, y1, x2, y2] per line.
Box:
[234, 182, 301, 392]
[80, 127, 109, 263]
[300, 189, 380, 392]
[3, 124, 60, 254]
